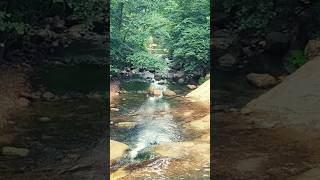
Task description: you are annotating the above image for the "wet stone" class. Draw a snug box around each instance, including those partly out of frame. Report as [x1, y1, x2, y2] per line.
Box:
[38, 117, 51, 122]
[2, 146, 30, 157]
[111, 108, 120, 112]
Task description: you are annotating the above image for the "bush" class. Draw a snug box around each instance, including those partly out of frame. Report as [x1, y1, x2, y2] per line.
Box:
[126, 52, 169, 73]
[198, 75, 209, 85]
[287, 50, 306, 72]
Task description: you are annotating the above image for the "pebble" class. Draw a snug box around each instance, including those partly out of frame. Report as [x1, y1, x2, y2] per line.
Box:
[38, 117, 51, 122]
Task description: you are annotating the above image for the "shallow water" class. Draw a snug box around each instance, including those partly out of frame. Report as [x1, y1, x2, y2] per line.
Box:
[111, 76, 210, 179]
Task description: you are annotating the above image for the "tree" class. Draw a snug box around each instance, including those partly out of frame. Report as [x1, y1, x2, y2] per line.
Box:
[110, 0, 210, 75]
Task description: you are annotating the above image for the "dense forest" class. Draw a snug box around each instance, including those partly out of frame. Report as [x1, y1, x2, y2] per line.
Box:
[0, 0, 107, 65]
[110, 0, 210, 81]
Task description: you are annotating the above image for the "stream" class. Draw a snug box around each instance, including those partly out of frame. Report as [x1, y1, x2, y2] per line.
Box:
[110, 76, 210, 179]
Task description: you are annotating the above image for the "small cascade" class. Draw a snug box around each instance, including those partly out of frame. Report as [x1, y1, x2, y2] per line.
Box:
[128, 78, 180, 160]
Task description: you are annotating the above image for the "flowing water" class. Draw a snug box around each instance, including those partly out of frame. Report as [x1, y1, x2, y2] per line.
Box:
[111, 76, 210, 179]
[112, 78, 182, 157]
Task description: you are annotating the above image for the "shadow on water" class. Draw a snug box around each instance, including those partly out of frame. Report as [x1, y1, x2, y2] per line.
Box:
[213, 68, 268, 107]
[32, 64, 106, 94]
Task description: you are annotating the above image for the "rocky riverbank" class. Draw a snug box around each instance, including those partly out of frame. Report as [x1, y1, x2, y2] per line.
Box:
[213, 55, 320, 179]
[110, 79, 210, 179]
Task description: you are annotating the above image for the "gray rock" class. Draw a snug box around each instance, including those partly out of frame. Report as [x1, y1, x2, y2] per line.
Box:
[171, 62, 183, 70]
[174, 71, 185, 79]
[218, 54, 237, 68]
[115, 122, 136, 129]
[163, 89, 176, 96]
[178, 78, 185, 84]
[68, 24, 87, 39]
[167, 73, 174, 80]
[2, 147, 30, 157]
[43, 91, 55, 100]
[38, 117, 51, 122]
[240, 108, 253, 115]
[246, 73, 278, 88]
[246, 58, 320, 131]
[187, 84, 197, 90]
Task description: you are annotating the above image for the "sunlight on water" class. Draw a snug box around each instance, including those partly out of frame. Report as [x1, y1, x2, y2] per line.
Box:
[128, 79, 180, 160]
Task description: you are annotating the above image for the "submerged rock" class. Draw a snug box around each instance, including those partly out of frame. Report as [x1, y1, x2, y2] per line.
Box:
[163, 89, 176, 96]
[115, 122, 136, 129]
[2, 146, 30, 157]
[110, 140, 128, 166]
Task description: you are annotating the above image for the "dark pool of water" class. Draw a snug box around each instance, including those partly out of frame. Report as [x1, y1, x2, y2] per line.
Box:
[32, 64, 106, 94]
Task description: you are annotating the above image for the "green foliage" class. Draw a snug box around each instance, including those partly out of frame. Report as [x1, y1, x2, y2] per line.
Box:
[217, 0, 299, 34]
[127, 52, 169, 73]
[66, 0, 106, 25]
[287, 50, 306, 72]
[198, 75, 209, 85]
[172, 25, 210, 72]
[0, 11, 28, 35]
[110, 65, 121, 76]
[166, 0, 210, 73]
[110, 0, 172, 73]
[134, 151, 155, 161]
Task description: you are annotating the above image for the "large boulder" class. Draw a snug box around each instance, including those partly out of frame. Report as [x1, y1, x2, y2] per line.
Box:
[305, 39, 320, 61]
[245, 57, 320, 131]
[246, 73, 278, 88]
[163, 89, 176, 96]
[110, 140, 128, 166]
[186, 80, 210, 106]
[147, 86, 162, 96]
[173, 71, 185, 79]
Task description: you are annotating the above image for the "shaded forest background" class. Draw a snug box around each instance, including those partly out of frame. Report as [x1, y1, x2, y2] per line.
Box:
[1, 0, 320, 76]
